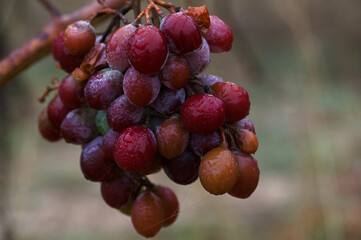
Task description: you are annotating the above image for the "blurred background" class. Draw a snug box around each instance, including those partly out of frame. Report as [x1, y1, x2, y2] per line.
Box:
[0, 0, 361, 239]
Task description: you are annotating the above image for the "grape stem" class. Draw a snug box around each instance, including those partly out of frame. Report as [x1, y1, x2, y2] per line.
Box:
[132, 0, 179, 25]
[125, 172, 155, 192]
[100, 5, 132, 43]
[225, 123, 238, 133]
[133, 0, 163, 25]
[189, 79, 205, 88]
[153, 0, 178, 13]
[219, 127, 228, 148]
[140, 176, 155, 190]
[225, 128, 238, 150]
[37, 78, 60, 103]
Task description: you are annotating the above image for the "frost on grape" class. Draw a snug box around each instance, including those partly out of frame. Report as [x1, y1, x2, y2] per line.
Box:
[185, 37, 210, 76]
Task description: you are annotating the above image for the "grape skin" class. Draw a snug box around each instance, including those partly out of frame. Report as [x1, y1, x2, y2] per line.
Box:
[84, 68, 123, 110]
[58, 75, 85, 108]
[123, 67, 161, 106]
[107, 95, 144, 132]
[128, 25, 168, 76]
[151, 86, 185, 115]
[162, 149, 200, 185]
[60, 107, 98, 144]
[80, 136, 118, 181]
[113, 125, 157, 173]
[184, 37, 210, 76]
[161, 12, 202, 54]
[106, 24, 136, 71]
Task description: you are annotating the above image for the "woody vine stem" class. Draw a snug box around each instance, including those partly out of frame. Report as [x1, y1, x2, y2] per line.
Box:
[0, 0, 178, 88]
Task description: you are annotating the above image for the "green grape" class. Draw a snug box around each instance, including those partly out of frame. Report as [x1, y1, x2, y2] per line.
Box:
[95, 110, 110, 135]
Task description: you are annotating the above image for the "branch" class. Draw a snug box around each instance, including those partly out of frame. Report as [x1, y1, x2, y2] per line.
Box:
[38, 0, 61, 18]
[0, 0, 128, 88]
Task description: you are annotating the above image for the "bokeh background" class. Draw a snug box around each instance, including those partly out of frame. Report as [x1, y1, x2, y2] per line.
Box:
[1, 0, 361, 239]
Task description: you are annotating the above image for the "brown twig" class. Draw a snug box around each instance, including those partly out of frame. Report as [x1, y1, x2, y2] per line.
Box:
[37, 78, 60, 103]
[0, 0, 128, 88]
[38, 0, 61, 18]
[100, 4, 132, 42]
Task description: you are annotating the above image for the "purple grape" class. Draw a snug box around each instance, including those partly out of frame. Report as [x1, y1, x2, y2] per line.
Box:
[151, 86, 185, 115]
[185, 37, 210, 76]
[80, 136, 118, 181]
[107, 95, 144, 132]
[191, 75, 224, 94]
[231, 117, 256, 134]
[161, 149, 200, 185]
[101, 174, 137, 208]
[198, 74, 224, 86]
[189, 131, 222, 157]
[84, 69, 123, 110]
[60, 107, 98, 144]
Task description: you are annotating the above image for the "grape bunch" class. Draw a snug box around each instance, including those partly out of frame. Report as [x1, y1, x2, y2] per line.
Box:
[38, 2, 260, 238]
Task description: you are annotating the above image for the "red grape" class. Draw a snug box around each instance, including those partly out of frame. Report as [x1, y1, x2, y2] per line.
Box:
[58, 75, 86, 108]
[204, 16, 233, 53]
[113, 125, 157, 172]
[159, 54, 190, 90]
[212, 82, 250, 122]
[123, 67, 160, 106]
[156, 117, 189, 159]
[64, 20, 96, 56]
[38, 107, 61, 142]
[152, 185, 179, 226]
[228, 152, 260, 199]
[161, 12, 202, 54]
[47, 94, 73, 130]
[106, 24, 136, 71]
[51, 32, 83, 73]
[131, 192, 165, 238]
[137, 154, 162, 176]
[128, 25, 168, 76]
[180, 94, 226, 134]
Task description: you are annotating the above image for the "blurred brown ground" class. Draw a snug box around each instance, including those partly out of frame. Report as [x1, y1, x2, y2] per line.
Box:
[0, 0, 361, 239]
